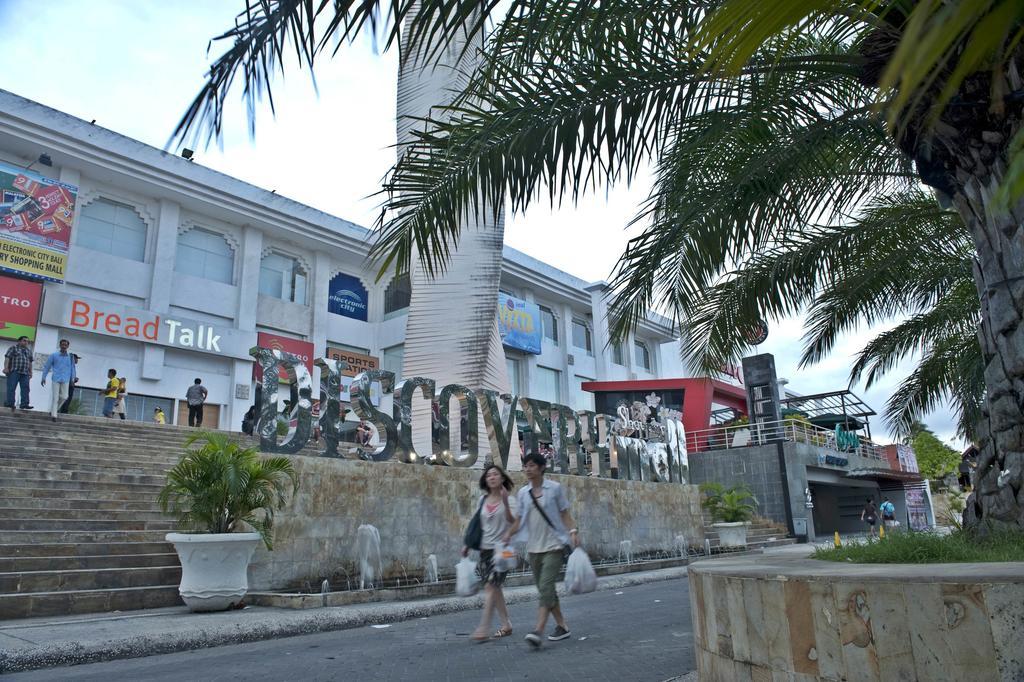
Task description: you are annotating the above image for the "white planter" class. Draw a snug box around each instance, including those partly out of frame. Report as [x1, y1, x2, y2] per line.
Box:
[166, 532, 261, 612]
[712, 521, 750, 548]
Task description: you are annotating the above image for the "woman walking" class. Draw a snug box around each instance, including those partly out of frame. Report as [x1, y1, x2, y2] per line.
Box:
[112, 377, 127, 421]
[861, 498, 878, 538]
[463, 464, 517, 642]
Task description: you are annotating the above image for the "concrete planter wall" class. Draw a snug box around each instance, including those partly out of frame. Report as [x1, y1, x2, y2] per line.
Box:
[711, 521, 748, 548]
[247, 455, 705, 591]
[688, 555, 1024, 681]
[166, 532, 262, 612]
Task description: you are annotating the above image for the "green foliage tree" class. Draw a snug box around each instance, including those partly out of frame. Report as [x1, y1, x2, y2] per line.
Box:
[175, 1, 1022, 534]
[912, 429, 962, 481]
[157, 432, 299, 550]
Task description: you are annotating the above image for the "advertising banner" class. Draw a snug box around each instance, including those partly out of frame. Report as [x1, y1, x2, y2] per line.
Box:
[0, 274, 43, 341]
[905, 487, 930, 531]
[327, 272, 368, 321]
[40, 290, 255, 359]
[325, 347, 379, 377]
[254, 331, 315, 381]
[497, 293, 541, 355]
[0, 161, 77, 282]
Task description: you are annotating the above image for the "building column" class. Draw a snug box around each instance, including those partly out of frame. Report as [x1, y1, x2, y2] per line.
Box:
[586, 282, 610, 380]
[558, 302, 573, 406]
[237, 226, 263, 332]
[140, 199, 180, 382]
[310, 252, 332, 387]
[522, 290, 540, 399]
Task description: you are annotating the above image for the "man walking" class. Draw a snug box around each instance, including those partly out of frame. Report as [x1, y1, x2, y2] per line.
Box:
[503, 451, 581, 648]
[3, 335, 34, 412]
[59, 353, 80, 414]
[186, 377, 208, 427]
[880, 497, 897, 530]
[102, 369, 119, 418]
[40, 339, 76, 422]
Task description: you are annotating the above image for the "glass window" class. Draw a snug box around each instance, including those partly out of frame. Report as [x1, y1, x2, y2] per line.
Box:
[382, 344, 404, 379]
[573, 375, 595, 411]
[634, 341, 652, 371]
[77, 198, 147, 261]
[612, 341, 624, 365]
[60, 385, 174, 423]
[385, 274, 411, 316]
[175, 228, 234, 284]
[259, 252, 307, 304]
[540, 306, 558, 344]
[571, 319, 592, 354]
[534, 366, 561, 404]
[506, 357, 521, 396]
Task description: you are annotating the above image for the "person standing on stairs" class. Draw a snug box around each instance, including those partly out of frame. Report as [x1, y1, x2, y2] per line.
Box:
[40, 339, 76, 422]
[3, 335, 34, 412]
[111, 377, 127, 420]
[186, 377, 208, 427]
[102, 369, 119, 418]
[58, 353, 80, 414]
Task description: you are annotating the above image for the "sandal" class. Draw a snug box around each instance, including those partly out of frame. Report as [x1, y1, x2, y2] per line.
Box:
[492, 624, 513, 638]
[470, 629, 491, 642]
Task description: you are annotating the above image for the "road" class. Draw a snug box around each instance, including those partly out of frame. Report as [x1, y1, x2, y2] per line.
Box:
[11, 578, 694, 682]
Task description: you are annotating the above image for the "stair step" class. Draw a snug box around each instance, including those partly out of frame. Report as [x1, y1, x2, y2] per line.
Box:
[0, 584, 182, 619]
[0, 529, 171, 544]
[0, 497, 161, 511]
[0, 565, 182, 593]
[0, 467, 166, 486]
[0, 508, 167, 521]
[0, 542, 172, 558]
[0, 518, 175, 531]
[0, 553, 179, 572]
[0, 478, 164, 492]
[0, 488, 167, 502]
[0, 456, 173, 476]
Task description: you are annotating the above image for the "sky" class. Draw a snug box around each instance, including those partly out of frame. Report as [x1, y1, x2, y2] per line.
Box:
[0, 0, 961, 445]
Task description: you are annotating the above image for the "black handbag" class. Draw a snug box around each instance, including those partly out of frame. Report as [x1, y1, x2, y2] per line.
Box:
[529, 489, 572, 561]
[463, 496, 486, 551]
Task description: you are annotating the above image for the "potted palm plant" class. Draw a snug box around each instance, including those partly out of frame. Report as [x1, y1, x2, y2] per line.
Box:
[159, 432, 298, 612]
[700, 483, 757, 548]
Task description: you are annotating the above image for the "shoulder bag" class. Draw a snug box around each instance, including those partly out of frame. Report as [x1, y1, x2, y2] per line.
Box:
[528, 487, 572, 561]
[463, 496, 487, 551]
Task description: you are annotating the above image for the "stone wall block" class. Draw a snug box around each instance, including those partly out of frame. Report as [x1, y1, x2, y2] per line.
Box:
[807, 579, 843, 680]
[701, 573, 719, 657]
[863, 583, 914, 680]
[742, 574, 770, 666]
[712, 575, 733, 658]
[759, 578, 792, 671]
[984, 582, 1024, 679]
[783, 580, 819, 677]
[834, 582, 880, 681]
[725, 577, 751, 662]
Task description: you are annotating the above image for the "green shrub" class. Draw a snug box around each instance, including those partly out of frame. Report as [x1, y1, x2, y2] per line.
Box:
[700, 482, 757, 523]
[812, 530, 1024, 563]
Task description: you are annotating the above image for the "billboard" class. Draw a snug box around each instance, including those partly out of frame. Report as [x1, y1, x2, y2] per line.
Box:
[497, 293, 541, 355]
[0, 161, 77, 282]
[254, 331, 315, 381]
[0, 274, 43, 341]
[327, 272, 368, 321]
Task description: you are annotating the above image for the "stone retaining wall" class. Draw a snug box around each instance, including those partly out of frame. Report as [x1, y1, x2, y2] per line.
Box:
[688, 555, 1024, 681]
[249, 455, 705, 590]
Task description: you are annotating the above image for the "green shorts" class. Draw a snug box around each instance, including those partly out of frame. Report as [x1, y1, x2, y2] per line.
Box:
[529, 550, 563, 609]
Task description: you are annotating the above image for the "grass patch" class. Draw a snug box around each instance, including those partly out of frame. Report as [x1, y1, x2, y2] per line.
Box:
[812, 530, 1024, 564]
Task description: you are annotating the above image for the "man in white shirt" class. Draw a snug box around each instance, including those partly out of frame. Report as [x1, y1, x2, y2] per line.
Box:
[504, 451, 581, 647]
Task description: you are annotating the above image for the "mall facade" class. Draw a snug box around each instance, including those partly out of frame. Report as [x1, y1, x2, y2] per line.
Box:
[0, 90, 681, 430]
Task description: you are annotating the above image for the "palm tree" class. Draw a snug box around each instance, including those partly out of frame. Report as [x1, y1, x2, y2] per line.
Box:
[174, 2, 1022, 531]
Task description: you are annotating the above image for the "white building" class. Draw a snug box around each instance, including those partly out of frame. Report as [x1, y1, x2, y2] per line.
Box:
[0, 90, 682, 429]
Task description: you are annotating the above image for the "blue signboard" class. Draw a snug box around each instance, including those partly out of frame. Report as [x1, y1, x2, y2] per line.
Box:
[497, 293, 541, 355]
[328, 273, 368, 321]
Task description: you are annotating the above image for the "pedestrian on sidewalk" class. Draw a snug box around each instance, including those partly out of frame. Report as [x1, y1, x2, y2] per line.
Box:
[3, 335, 34, 412]
[40, 339, 76, 421]
[503, 451, 580, 648]
[880, 497, 897, 530]
[463, 464, 517, 642]
[186, 378, 208, 427]
[59, 353, 80, 414]
[153, 407, 166, 424]
[111, 377, 128, 420]
[102, 369, 119, 418]
[861, 498, 878, 538]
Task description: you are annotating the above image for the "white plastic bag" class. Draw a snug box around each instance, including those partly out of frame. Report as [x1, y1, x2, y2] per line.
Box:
[564, 547, 597, 594]
[455, 557, 479, 597]
[493, 542, 518, 573]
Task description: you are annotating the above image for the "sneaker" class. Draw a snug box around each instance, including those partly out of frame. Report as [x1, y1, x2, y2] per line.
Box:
[524, 631, 542, 648]
[548, 626, 571, 641]
[20, 405, 33, 410]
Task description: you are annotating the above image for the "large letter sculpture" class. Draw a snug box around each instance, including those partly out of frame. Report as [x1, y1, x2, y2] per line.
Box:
[251, 346, 313, 455]
[393, 377, 435, 463]
[350, 370, 398, 461]
[479, 390, 519, 469]
[435, 384, 479, 467]
[315, 357, 349, 458]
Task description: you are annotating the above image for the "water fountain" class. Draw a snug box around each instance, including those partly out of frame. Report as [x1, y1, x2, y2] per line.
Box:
[704, 538, 712, 556]
[424, 554, 439, 583]
[674, 535, 688, 558]
[618, 540, 633, 564]
[355, 524, 383, 589]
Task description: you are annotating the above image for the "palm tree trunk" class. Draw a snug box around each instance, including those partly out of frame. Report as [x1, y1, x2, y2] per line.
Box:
[953, 174, 1024, 533]
[395, 8, 512, 467]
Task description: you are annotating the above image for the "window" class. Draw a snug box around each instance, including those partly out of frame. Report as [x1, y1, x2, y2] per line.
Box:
[611, 341, 624, 365]
[382, 344, 404, 379]
[534, 366, 561, 404]
[634, 340, 652, 371]
[385, 274, 411, 316]
[175, 228, 234, 284]
[77, 198, 148, 261]
[66, 385, 174, 423]
[539, 306, 558, 344]
[259, 252, 307, 304]
[571, 319, 592, 355]
[506, 357, 521, 396]
[573, 375, 595, 411]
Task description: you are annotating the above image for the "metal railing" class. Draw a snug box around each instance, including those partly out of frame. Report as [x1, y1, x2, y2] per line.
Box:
[685, 418, 888, 460]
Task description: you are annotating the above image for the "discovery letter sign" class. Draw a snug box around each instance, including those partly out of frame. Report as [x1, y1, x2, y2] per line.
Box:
[40, 291, 255, 359]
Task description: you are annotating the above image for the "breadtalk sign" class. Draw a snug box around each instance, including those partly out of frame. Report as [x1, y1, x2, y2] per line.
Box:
[40, 291, 255, 359]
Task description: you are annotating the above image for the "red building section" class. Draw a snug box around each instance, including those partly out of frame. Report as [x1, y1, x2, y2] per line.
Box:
[579, 377, 748, 438]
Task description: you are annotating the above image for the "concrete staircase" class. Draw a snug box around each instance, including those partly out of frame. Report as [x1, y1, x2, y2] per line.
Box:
[702, 515, 797, 553]
[0, 409, 300, 620]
